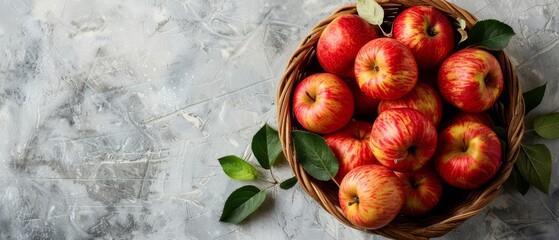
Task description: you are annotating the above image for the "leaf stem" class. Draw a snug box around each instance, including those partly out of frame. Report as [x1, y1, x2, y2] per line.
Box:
[257, 175, 277, 184]
[264, 184, 277, 190]
[269, 167, 279, 184]
[332, 178, 340, 188]
[378, 24, 393, 37]
[524, 128, 536, 134]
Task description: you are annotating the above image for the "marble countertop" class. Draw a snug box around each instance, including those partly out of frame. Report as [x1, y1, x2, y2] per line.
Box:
[1, 0, 558, 239]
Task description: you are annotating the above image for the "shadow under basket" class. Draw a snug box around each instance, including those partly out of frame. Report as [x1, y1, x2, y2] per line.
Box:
[276, 0, 525, 239]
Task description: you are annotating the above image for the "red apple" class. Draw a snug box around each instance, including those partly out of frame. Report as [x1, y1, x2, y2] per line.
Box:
[393, 6, 455, 69]
[443, 111, 495, 130]
[394, 165, 443, 216]
[317, 14, 378, 78]
[324, 120, 378, 183]
[346, 79, 380, 121]
[438, 48, 504, 113]
[434, 121, 502, 189]
[370, 108, 437, 172]
[354, 38, 418, 100]
[339, 164, 404, 229]
[377, 82, 443, 126]
[292, 73, 354, 134]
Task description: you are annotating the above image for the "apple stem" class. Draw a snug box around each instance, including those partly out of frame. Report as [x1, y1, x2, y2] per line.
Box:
[427, 27, 436, 37]
[305, 90, 316, 102]
[484, 75, 491, 86]
[348, 196, 360, 206]
[413, 176, 426, 189]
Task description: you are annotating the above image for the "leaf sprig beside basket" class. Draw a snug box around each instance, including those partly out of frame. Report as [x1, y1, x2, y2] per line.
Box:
[509, 83, 557, 195]
[218, 124, 297, 224]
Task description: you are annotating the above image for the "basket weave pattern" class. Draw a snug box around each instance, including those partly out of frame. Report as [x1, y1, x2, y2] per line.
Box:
[277, 1, 525, 239]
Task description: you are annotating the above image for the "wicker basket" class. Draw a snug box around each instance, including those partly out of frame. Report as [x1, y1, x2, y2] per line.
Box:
[276, 0, 525, 239]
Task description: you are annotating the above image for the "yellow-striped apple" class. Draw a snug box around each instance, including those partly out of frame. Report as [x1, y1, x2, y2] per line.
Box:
[339, 164, 404, 229]
[394, 165, 443, 216]
[434, 121, 502, 189]
[292, 73, 354, 134]
[354, 38, 418, 100]
[377, 82, 443, 126]
[317, 14, 378, 78]
[370, 108, 437, 172]
[438, 48, 504, 112]
[324, 120, 378, 183]
[393, 6, 454, 69]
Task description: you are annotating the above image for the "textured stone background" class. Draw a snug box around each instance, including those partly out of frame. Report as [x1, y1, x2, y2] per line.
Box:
[0, 0, 558, 239]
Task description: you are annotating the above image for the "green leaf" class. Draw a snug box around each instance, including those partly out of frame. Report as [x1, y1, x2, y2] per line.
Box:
[510, 166, 530, 195]
[279, 176, 298, 190]
[516, 144, 551, 194]
[534, 112, 559, 139]
[292, 130, 339, 181]
[252, 124, 283, 169]
[459, 19, 515, 50]
[523, 83, 546, 114]
[357, 0, 384, 26]
[218, 155, 257, 180]
[219, 185, 266, 224]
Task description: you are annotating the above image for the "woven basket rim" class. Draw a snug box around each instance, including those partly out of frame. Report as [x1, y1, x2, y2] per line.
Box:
[276, 1, 525, 239]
